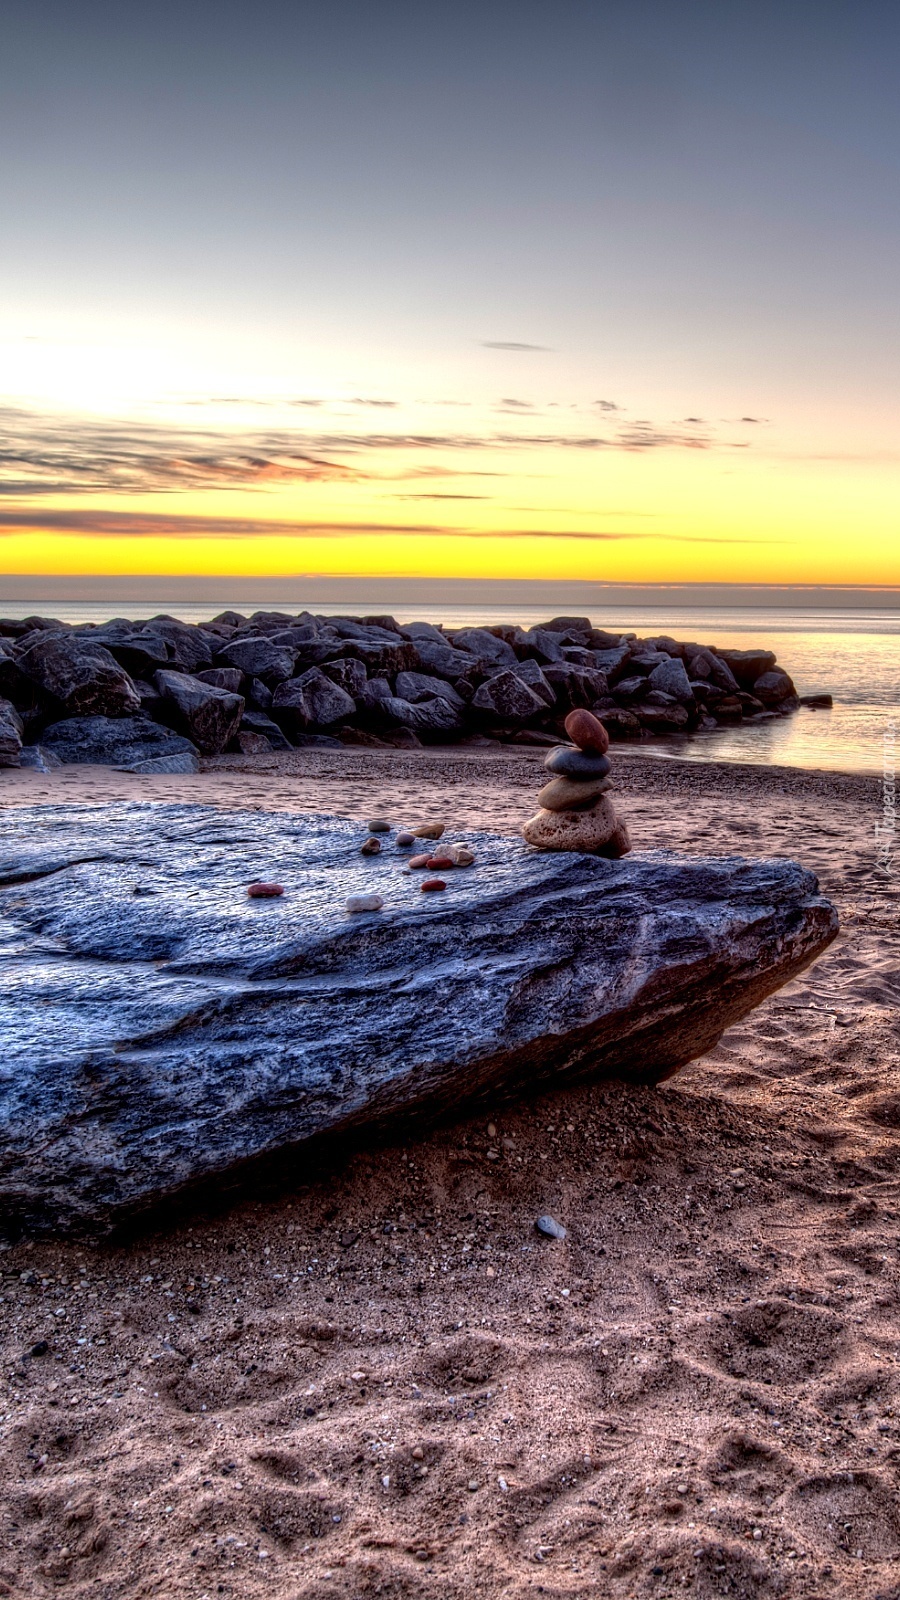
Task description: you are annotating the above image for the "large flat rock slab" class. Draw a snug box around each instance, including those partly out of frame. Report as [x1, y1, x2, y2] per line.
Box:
[0, 804, 838, 1234]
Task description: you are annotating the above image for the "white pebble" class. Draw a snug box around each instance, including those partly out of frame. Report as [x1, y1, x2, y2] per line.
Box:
[345, 894, 384, 914]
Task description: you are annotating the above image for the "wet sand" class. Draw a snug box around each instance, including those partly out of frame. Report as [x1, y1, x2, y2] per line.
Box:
[1, 748, 898, 1599]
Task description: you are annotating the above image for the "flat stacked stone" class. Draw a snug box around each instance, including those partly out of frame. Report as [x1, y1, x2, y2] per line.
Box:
[522, 708, 632, 857]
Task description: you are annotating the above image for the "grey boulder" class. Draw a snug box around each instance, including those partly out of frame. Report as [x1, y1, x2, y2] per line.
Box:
[144, 619, 213, 674]
[471, 669, 547, 724]
[0, 698, 24, 766]
[91, 629, 171, 678]
[647, 656, 695, 705]
[40, 716, 198, 767]
[196, 667, 244, 694]
[505, 657, 555, 707]
[0, 806, 838, 1234]
[272, 669, 356, 733]
[449, 627, 518, 666]
[217, 637, 296, 686]
[17, 633, 141, 719]
[380, 694, 464, 735]
[753, 669, 797, 707]
[239, 711, 293, 750]
[394, 670, 466, 709]
[154, 670, 244, 756]
[715, 648, 777, 688]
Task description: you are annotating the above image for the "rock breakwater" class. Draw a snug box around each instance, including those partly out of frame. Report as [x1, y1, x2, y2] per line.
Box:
[0, 611, 801, 768]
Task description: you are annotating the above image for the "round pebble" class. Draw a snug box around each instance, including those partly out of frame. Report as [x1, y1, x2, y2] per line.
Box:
[396, 831, 416, 848]
[345, 893, 384, 914]
[543, 746, 611, 781]
[564, 708, 610, 754]
[408, 853, 431, 869]
[535, 1214, 567, 1240]
[360, 837, 382, 855]
[421, 878, 446, 892]
[247, 882, 284, 898]
[411, 1446, 424, 1461]
[467, 1479, 480, 1492]
[425, 854, 454, 870]
[536, 774, 612, 813]
[366, 819, 391, 833]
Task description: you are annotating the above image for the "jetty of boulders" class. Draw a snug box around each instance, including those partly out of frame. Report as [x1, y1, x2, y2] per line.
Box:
[0, 609, 809, 769]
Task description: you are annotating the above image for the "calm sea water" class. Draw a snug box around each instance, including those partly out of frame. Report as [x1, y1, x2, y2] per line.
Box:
[3, 599, 898, 776]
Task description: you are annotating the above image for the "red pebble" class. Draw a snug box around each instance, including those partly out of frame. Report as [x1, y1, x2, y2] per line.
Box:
[247, 882, 284, 898]
[409, 853, 431, 868]
[564, 707, 610, 754]
[421, 878, 446, 892]
[425, 855, 454, 870]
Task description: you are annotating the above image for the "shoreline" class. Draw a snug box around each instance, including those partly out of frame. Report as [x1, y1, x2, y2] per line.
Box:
[0, 742, 882, 816]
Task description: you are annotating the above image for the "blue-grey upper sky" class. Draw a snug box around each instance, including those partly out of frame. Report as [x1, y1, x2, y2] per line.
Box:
[4, 0, 898, 374]
[1, 1, 898, 586]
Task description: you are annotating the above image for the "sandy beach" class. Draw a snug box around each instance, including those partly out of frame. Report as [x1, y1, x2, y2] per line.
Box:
[1, 748, 898, 1599]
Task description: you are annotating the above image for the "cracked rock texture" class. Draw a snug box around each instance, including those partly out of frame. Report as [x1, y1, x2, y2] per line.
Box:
[0, 804, 837, 1234]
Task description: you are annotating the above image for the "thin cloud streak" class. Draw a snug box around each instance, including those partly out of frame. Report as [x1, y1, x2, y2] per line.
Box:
[0, 404, 761, 502]
[0, 508, 779, 544]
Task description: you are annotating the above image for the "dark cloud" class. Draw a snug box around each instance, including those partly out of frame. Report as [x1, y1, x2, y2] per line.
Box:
[347, 398, 399, 409]
[0, 510, 450, 539]
[496, 398, 534, 410]
[0, 403, 737, 503]
[0, 408, 359, 496]
[594, 400, 620, 412]
[0, 507, 778, 544]
[740, 416, 767, 423]
[481, 342, 552, 352]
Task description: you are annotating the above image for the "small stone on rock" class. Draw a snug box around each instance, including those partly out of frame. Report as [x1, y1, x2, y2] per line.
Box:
[360, 837, 382, 855]
[412, 823, 445, 840]
[535, 1214, 567, 1240]
[426, 855, 454, 870]
[409, 853, 431, 868]
[396, 831, 416, 847]
[421, 878, 446, 892]
[345, 893, 384, 914]
[247, 882, 284, 898]
[366, 819, 391, 833]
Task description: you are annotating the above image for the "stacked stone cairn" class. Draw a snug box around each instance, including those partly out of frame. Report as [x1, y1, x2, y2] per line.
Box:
[522, 708, 632, 858]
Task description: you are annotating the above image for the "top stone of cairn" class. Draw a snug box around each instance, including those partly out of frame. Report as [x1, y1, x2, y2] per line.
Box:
[564, 707, 610, 754]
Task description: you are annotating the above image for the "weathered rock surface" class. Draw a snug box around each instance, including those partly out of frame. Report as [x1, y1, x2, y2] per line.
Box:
[0, 699, 23, 766]
[0, 805, 838, 1234]
[17, 633, 141, 719]
[154, 670, 244, 756]
[471, 670, 547, 724]
[39, 716, 198, 767]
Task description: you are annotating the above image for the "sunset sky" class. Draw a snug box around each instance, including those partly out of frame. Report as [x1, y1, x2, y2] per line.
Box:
[2, 1, 899, 589]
